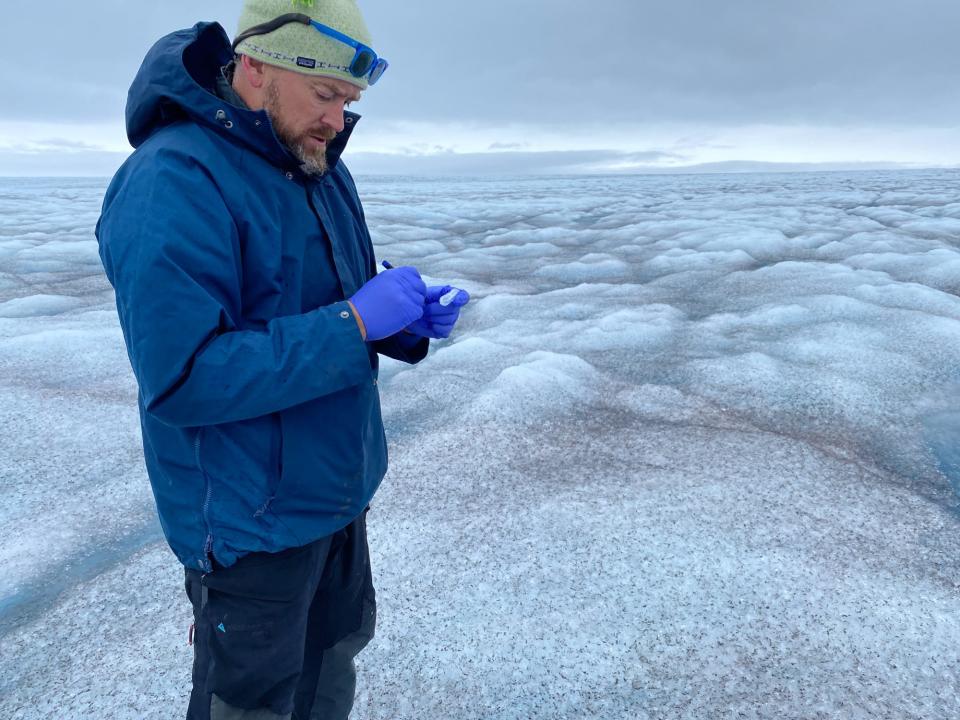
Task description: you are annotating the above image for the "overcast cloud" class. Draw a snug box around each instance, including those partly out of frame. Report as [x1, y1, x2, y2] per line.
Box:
[2, 0, 959, 174]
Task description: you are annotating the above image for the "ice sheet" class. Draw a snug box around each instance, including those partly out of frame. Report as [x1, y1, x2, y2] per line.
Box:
[1, 172, 958, 719]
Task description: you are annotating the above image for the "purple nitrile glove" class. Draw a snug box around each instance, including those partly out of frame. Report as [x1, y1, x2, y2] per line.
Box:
[406, 285, 471, 339]
[349, 266, 427, 341]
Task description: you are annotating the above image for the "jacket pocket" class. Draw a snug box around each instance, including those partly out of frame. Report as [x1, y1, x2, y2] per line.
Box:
[199, 415, 283, 517]
[257, 413, 284, 517]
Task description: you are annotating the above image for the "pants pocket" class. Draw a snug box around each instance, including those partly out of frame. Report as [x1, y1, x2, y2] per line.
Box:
[194, 541, 329, 716]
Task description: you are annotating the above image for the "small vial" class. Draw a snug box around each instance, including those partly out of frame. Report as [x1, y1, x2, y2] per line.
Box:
[439, 288, 460, 307]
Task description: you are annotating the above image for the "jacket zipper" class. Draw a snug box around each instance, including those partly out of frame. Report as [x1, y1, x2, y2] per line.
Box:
[195, 428, 214, 571]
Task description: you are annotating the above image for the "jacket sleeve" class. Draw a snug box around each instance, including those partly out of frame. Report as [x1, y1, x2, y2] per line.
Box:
[372, 331, 430, 364]
[97, 148, 372, 428]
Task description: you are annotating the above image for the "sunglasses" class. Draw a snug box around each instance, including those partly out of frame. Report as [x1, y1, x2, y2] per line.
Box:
[232, 12, 389, 85]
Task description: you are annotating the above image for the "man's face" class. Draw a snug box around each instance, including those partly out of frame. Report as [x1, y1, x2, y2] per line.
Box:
[261, 68, 362, 175]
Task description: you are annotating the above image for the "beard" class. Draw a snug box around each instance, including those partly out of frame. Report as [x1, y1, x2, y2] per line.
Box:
[264, 80, 337, 176]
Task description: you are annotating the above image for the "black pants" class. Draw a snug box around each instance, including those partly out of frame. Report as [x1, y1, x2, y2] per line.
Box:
[184, 510, 376, 719]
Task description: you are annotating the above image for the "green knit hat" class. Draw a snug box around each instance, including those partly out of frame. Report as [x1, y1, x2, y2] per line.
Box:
[235, 0, 376, 90]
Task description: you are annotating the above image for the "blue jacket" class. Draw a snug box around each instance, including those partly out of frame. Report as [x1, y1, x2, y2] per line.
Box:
[96, 22, 428, 571]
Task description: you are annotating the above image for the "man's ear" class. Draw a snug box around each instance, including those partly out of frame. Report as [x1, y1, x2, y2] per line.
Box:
[238, 54, 268, 89]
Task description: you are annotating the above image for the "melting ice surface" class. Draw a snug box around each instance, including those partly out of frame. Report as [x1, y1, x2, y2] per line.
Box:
[0, 172, 958, 718]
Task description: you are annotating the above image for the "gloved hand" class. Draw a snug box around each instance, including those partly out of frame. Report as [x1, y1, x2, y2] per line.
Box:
[406, 285, 471, 339]
[349, 266, 427, 341]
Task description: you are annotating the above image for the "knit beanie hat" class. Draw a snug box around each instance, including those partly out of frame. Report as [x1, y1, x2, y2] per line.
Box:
[235, 0, 376, 90]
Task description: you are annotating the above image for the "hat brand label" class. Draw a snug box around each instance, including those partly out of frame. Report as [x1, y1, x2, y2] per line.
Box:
[296, 57, 317, 69]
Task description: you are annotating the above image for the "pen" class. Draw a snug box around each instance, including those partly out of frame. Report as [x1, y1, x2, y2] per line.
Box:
[382, 260, 464, 307]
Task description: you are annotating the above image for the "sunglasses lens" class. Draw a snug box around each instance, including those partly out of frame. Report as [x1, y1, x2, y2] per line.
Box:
[351, 49, 376, 77]
[368, 59, 388, 85]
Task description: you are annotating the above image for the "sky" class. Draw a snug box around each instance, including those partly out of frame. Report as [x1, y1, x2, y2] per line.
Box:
[2, 0, 960, 175]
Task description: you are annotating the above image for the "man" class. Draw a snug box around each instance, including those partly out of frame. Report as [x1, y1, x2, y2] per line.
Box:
[96, 1, 469, 718]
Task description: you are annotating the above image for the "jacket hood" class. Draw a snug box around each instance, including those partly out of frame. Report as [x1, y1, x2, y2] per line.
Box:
[126, 21, 359, 171]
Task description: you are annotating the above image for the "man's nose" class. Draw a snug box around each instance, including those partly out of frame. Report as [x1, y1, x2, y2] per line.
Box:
[323, 105, 346, 134]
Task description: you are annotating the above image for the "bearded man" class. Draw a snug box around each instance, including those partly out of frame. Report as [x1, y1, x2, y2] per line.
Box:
[96, 1, 469, 718]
